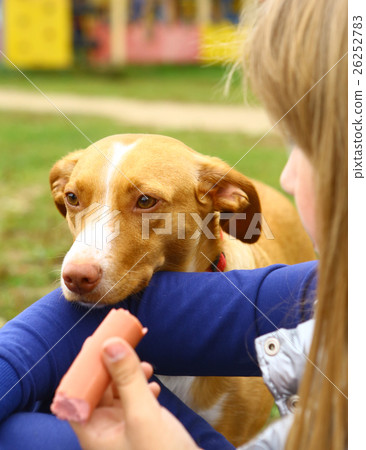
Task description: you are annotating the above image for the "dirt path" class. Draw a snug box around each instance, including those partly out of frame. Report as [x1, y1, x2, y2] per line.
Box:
[0, 88, 272, 135]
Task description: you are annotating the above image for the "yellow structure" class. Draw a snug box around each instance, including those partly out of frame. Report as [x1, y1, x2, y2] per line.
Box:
[3, 0, 73, 69]
[199, 23, 245, 64]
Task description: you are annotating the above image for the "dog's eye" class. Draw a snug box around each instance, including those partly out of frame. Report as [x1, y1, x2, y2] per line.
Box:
[66, 192, 79, 206]
[136, 195, 157, 209]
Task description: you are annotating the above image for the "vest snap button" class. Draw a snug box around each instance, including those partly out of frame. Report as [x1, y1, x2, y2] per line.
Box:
[264, 337, 280, 356]
[287, 394, 300, 412]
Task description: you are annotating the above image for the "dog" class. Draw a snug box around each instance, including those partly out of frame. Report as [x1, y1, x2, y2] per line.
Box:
[50, 134, 315, 446]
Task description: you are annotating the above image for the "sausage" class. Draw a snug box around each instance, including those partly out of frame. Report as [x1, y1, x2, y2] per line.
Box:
[50, 308, 145, 423]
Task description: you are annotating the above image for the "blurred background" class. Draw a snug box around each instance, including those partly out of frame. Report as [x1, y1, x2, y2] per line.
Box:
[1, 0, 246, 68]
[0, 0, 287, 323]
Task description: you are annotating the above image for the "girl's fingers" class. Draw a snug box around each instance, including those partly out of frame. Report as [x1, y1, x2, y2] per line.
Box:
[141, 361, 154, 380]
[148, 381, 161, 399]
[110, 362, 155, 400]
[98, 383, 114, 407]
[102, 337, 157, 414]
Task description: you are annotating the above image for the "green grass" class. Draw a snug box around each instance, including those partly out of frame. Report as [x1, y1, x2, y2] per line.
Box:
[0, 111, 287, 321]
[0, 65, 257, 104]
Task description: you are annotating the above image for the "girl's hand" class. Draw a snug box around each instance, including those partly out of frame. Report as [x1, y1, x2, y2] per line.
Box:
[69, 337, 199, 450]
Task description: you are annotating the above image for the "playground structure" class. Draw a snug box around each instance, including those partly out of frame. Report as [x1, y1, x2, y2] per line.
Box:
[1, 0, 72, 68]
[0, 0, 245, 69]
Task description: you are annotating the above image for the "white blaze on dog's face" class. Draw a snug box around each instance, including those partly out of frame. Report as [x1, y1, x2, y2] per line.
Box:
[50, 134, 260, 305]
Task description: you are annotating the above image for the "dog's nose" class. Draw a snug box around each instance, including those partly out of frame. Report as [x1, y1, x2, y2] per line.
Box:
[63, 263, 102, 294]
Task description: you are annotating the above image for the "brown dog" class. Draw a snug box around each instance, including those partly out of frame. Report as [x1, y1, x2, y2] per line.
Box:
[50, 134, 315, 446]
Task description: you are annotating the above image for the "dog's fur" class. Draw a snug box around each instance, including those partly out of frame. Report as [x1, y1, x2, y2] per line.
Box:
[50, 134, 315, 446]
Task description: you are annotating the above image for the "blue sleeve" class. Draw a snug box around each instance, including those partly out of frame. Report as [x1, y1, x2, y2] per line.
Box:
[0, 380, 234, 450]
[0, 261, 317, 424]
[127, 261, 317, 376]
[0, 412, 81, 450]
[156, 377, 235, 449]
[0, 289, 114, 422]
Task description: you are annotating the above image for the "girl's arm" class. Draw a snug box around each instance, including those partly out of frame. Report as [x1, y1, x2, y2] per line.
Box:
[0, 380, 235, 450]
[0, 290, 112, 422]
[0, 261, 317, 422]
[130, 261, 317, 376]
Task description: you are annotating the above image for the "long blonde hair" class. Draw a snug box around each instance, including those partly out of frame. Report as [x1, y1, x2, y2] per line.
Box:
[246, 0, 348, 448]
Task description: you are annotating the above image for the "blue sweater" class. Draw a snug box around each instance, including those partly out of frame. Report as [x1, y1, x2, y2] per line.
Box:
[0, 262, 317, 449]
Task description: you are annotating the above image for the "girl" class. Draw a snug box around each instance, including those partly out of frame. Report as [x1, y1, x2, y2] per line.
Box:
[0, 0, 347, 448]
[70, 0, 348, 448]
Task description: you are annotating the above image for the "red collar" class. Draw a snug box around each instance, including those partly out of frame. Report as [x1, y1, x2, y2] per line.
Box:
[208, 251, 227, 272]
[207, 229, 227, 272]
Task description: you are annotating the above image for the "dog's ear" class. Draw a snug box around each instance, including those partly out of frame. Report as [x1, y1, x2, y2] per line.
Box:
[197, 157, 261, 243]
[49, 150, 84, 216]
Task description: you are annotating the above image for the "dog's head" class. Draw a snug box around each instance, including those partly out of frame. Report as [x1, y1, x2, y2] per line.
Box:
[50, 134, 261, 305]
